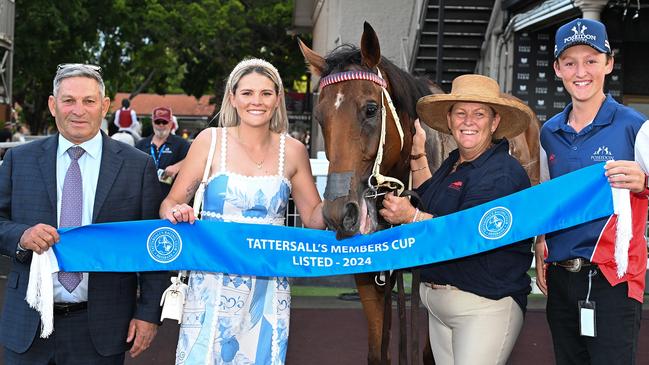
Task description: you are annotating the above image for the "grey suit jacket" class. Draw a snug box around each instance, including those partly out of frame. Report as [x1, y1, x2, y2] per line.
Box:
[0, 133, 168, 355]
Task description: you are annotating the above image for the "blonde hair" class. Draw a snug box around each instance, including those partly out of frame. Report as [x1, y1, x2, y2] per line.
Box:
[218, 58, 288, 133]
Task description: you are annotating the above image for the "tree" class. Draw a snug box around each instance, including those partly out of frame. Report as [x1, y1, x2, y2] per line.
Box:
[14, 0, 307, 134]
[14, 0, 106, 133]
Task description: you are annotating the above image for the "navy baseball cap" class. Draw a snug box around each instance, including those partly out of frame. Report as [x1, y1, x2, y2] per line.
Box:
[554, 18, 611, 58]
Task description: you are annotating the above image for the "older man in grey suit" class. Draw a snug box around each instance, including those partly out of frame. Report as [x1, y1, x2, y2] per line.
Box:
[0, 64, 168, 364]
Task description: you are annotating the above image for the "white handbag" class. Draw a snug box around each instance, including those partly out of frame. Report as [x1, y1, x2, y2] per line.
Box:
[160, 128, 217, 323]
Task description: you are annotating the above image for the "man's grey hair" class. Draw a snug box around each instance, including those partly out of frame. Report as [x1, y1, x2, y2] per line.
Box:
[52, 64, 105, 98]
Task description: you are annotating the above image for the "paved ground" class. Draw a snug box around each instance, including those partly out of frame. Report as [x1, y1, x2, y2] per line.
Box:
[120, 296, 648, 365]
[0, 264, 647, 364]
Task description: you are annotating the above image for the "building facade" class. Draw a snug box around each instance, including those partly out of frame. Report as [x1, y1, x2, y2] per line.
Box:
[479, 0, 649, 121]
[294, 0, 649, 154]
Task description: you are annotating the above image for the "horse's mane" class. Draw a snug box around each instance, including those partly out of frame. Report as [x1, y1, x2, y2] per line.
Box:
[321, 44, 432, 120]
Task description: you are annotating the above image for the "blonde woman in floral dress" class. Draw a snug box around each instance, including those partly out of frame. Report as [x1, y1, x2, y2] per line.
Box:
[160, 58, 325, 364]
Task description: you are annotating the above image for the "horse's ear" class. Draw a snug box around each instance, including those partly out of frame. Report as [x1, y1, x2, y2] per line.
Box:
[298, 38, 326, 77]
[360, 21, 381, 69]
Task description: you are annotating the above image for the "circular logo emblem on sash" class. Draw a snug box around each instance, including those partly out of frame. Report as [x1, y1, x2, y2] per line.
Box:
[478, 206, 513, 240]
[147, 227, 182, 263]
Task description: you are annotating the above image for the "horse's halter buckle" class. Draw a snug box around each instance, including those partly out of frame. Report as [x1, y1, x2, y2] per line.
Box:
[319, 69, 406, 198]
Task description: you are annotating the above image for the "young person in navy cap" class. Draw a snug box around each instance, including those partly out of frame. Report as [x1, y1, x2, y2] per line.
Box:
[535, 18, 649, 364]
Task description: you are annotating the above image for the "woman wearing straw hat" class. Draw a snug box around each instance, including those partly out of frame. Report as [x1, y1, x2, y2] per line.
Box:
[380, 74, 535, 365]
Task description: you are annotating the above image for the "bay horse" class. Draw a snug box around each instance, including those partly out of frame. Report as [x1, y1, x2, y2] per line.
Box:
[299, 22, 440, 365]
[299, 22, 540, 365]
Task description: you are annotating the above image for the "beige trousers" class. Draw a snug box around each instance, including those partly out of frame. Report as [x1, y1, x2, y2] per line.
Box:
[419, 284, 524, 365]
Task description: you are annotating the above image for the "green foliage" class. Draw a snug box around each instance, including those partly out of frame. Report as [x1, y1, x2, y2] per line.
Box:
[14, 0, 309, 134]
[291, 286, 357, 297]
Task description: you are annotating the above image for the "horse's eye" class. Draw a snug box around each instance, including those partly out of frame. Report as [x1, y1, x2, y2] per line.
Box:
[365, 102, 379, 119]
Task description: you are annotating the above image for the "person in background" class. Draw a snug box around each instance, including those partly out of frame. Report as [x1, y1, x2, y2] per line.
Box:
[100, 117, 109, 134]
[535, 18, 649, 364]
[113, 98, 141, 142]
[0, 122, 12, 143]
[160, 58, 325, 364]
[135, 106, 190, 198]
[380, 74, 534, 365]
[0, 63, 168, 364]
[12, 124, 30, 143]
[0, 123, 12, 160]
[171, 115, 179, 135]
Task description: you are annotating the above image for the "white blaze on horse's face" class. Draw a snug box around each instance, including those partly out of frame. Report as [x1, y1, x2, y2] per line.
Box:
[334, 91, 344, 110]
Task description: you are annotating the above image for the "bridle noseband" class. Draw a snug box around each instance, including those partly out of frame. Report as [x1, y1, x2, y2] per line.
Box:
[319, 69, 406, 197]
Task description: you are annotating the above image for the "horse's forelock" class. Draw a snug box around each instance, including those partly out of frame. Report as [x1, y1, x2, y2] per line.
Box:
[321, 44, 363, 77]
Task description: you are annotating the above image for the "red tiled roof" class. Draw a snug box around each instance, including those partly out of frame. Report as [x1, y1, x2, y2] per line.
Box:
[110, 93, 216, 117]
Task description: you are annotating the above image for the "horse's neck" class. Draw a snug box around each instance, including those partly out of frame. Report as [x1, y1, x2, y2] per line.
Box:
[422, 123, 457, 175]
[384, 114, 414, 186]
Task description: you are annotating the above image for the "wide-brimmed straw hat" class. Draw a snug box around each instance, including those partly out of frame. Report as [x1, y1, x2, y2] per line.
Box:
[416, 74, 534, 139]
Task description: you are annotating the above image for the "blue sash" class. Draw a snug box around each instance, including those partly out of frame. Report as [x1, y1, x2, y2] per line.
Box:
[53, 163, 613, 276]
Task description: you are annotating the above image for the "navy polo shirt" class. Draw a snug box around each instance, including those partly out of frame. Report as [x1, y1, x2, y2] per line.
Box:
[136, 134, 190, 197]
[540, 94, 648, 263]
[417, 139, 533, 311]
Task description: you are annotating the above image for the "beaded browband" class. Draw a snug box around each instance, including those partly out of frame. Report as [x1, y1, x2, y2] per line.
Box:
[319, 70, 387, 89]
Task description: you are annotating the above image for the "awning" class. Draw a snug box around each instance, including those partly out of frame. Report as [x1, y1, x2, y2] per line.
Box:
[507, 0, 577, 33]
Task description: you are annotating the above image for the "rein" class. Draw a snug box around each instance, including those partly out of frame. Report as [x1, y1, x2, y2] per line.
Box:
[319, 69, 406, 197]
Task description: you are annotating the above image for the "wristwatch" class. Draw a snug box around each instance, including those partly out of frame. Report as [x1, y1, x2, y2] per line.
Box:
[16, 242, 30, 262]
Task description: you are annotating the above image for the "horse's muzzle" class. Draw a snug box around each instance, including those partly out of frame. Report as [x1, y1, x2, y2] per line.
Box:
[342, 201, 360, 234]
[323, 197, 377, 239]
[322, 171, 379, 239]
[323, 199, 356, 239]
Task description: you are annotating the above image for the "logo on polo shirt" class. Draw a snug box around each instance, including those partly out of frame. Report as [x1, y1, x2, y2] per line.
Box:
[448, 181, 463, 191]
[591, 145, 613, 162]
[478, 207, 513, 240]
[147, 227, 182, 263]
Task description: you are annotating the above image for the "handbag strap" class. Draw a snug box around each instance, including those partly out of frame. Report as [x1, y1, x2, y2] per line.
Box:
[192, 127, 218, 217]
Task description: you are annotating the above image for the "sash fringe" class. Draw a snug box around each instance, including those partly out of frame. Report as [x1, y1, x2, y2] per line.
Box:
[26, 250, 58, 338]
[612, 187, 632, 278]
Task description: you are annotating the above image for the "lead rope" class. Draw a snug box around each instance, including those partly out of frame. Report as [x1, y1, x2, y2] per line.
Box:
[374, 69, 403, 365]
[372, 68, 406, 287]
[406, 159, 421, 365]
[373, 71, 421, 365]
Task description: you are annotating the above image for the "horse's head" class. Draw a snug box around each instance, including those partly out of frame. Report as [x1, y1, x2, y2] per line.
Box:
[299, 22, 423, 239]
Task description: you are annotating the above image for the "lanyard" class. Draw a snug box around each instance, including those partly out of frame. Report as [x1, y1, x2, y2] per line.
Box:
[150, 143, 167, 168]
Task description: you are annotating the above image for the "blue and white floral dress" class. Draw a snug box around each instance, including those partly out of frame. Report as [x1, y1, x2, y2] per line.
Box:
[176, 128, 291, 365]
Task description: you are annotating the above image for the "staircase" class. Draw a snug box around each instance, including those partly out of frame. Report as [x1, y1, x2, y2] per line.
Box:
[411, 0, 495, 92]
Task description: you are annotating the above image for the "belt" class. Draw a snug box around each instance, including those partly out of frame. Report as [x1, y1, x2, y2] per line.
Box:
[424, 282, 458, 290]
[53, 302, 87, 315]
[552, 258, 593, 273]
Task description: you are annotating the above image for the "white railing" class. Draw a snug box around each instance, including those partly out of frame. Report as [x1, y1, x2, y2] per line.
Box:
[310, 151, 329, 199]
[285, 151, 329, 228]
[0, 141, 26, 149]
